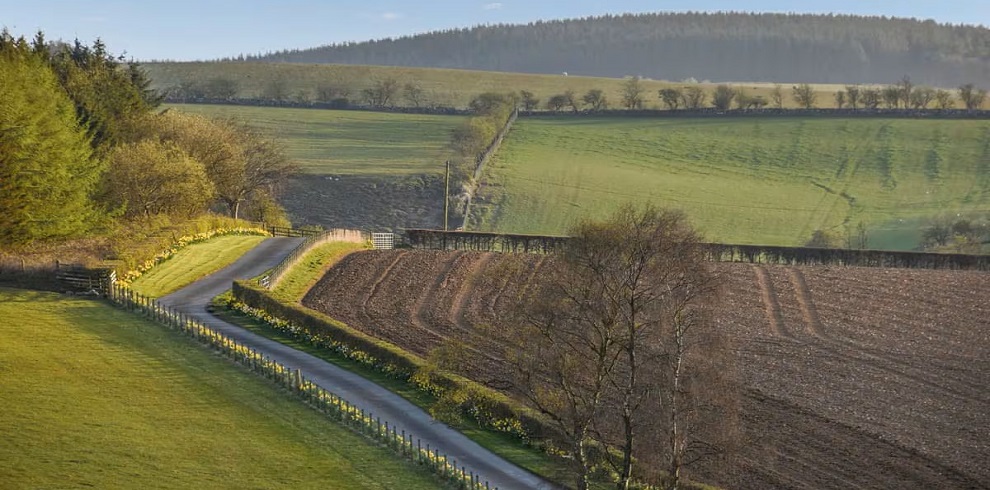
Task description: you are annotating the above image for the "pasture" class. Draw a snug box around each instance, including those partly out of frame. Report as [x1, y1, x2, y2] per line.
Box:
[475, 116, 990, 249]
[168, 104, 463, 229]
[0, 288, 440, 489]
[150, 61, 862, 111]
[166, 104, 463, 175]
[130, 234, 267, 297]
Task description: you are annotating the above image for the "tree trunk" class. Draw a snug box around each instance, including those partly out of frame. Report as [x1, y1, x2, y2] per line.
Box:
[232, 199, 240, 220]
[618, 329, 636, 490]
[669, 319, 686, 490]
[576, 436, 592, 490]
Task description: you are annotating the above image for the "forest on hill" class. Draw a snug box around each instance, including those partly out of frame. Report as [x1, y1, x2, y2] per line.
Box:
[249, 12, 990, 87]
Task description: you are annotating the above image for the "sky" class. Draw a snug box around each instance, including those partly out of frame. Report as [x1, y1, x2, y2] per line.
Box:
[2, 1, 988, 61]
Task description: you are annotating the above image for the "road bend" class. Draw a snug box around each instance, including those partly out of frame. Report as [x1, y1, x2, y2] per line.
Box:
[160, 237, 557, 490]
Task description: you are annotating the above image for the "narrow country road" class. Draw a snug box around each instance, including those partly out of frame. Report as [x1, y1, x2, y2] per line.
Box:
[160, 237, 557, 490]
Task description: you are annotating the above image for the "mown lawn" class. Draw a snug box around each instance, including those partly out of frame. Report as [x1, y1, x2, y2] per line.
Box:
[130, 234, 267, 297]
[476, 117, 990, 249]
[167, 104, 463, 176]
[0, 288, 442, 489]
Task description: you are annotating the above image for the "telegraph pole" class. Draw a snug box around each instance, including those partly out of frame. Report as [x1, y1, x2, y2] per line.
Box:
[443, 160, 450, 231]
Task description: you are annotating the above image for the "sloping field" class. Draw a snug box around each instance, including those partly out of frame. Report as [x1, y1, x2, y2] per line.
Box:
[302, 250, 990, 489]
[0, 288, 440, 489]
[147, 62, 845, 111]
[167, 104, 464, 229]
[475, 117, 990, 250]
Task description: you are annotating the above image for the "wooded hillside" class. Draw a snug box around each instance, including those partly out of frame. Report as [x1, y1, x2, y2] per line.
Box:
[249, 12, 990, 87]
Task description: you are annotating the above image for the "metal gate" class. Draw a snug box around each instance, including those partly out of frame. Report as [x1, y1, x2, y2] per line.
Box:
[371, 233, 395, 250]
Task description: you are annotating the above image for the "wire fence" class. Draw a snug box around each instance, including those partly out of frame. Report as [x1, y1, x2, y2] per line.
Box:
[104, 284, 499, 490]
[259, 228, 365, 289]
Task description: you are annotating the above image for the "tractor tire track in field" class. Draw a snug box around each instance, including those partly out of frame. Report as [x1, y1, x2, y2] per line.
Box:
[450, 253, 495, 335]
[788, 267, 987, 405]
[752, 265, 793, 340]
[514, 255, 547, 306]
[788, 269, 827, 340]
[409, 253, 504, 368]
[413, 252, 466, 331]
[359, 251, 408, 325]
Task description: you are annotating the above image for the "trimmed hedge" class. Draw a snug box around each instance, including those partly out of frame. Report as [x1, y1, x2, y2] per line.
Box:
[230, 280, 557, 444]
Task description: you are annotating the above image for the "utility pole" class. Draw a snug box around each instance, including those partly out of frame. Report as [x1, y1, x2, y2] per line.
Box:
[443, 160, 450, 231]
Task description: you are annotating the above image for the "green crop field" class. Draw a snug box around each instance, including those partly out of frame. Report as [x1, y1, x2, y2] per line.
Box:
[0, 288, 440, 489]
[167, 104, 463, 175]
[130, 234, 267, 297]
[474, 117, 990, 250]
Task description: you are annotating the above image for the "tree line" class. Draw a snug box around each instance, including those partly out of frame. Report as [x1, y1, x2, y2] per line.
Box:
[248, 12, 990, 88]
[164, 70, 988, 114]
[539, 76, 987, 112]
[0, 31, 296, 249]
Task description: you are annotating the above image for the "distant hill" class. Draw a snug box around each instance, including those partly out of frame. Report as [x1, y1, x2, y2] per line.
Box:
[249, 12, 990, 87]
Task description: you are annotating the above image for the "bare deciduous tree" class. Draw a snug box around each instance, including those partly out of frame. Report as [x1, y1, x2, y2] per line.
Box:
[519, 90, 540, 111]
[834, 90, 846, 109]
[583, 88, 608, 110]
[508, 254, 623, 490]
[510, 205, 739, 490]
[770, 84, 785, 108]
[792, 83, 817, 109]
[959, 83, 988, 110]
[882, 85, 901, 108]
[622, 76, 646, 109]
[861, 87, 882, 109]
[682, 86, 707, 110]
[362, 77, 400, 107]
[845, 85, 860, 109]
[934, 89, 955, 109]
[711, 84, 735, 110]
[659, 88, 682, 110]
[403, 82, 425, 107]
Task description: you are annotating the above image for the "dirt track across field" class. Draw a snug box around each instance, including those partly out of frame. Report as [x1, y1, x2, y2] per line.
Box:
[303, 250, 990, 489]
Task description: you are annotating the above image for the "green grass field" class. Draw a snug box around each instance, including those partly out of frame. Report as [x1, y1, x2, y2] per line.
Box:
[167, 104, 463, 175]
[149, 61, 871, 111]
[130, 234, 267, 297]
[0, 288, 440, 489]
[475, 117, 990, 249]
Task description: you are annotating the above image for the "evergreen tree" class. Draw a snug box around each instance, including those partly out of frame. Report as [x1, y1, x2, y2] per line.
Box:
[0, 42, 104, 246]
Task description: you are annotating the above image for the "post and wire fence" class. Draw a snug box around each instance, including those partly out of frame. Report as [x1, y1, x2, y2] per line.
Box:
[104, 283, 498, 490]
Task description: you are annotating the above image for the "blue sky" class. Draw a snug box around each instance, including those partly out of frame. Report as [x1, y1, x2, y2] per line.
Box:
[2, 1, 988, 61]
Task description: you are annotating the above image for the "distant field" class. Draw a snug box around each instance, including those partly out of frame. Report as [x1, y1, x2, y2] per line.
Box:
[167, 104, 462, 175]
[0, 288, 439, 489]
[475, 117, 990, 249]
[148, 61, 855, 110]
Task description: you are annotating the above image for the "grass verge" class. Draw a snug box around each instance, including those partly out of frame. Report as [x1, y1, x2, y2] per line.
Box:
[268, 241, 370, 302]
[130, 234, 267, 297]
[214, 242, 578, 485]
[208, 303, 578, 487]
[0, 287, 442, 489]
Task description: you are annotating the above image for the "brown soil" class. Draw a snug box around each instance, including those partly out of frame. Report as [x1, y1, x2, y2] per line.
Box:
[303, 250, 990, 489]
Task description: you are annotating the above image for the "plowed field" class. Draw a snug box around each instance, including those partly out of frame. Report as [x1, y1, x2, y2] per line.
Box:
[303, 250, 990, 489]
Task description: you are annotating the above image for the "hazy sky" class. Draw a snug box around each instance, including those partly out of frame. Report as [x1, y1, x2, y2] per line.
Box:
[3, 1, 988, 61]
